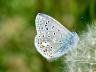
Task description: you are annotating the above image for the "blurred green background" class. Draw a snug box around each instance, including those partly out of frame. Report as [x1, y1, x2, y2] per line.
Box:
[0, 0, 96, 72]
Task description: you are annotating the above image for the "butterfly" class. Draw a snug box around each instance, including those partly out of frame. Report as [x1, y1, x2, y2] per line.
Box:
[34, 13, 79, 61]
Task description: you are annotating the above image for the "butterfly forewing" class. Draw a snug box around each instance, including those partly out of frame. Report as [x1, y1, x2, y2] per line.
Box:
[35, 13, 71, 34]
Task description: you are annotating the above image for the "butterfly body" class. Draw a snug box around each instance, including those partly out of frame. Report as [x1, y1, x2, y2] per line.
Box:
[34, 13, 79, 60]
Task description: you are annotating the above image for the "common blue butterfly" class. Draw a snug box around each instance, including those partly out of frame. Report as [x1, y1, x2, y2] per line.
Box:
[34, 13, 79, 60]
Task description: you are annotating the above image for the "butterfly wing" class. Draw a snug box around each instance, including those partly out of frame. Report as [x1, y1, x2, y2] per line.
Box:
[34, 13, 79, 60]
[53, 32, 79, 59]
[35, 13, 71, 34]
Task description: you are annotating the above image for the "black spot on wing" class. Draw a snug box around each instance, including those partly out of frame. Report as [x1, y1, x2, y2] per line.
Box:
[42, 35, 44, 37]
[41, 27, 43, 29]
[48, 35, 50, 37]
[54, 33, 56, 35]
[51, 46, 53, 49]
[45, 25, 47, 27]
[46, 28, 48, 30]
[46, 22, 47, 24]
[52, 26, 54, 29]
[58, 30, 60, 32]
